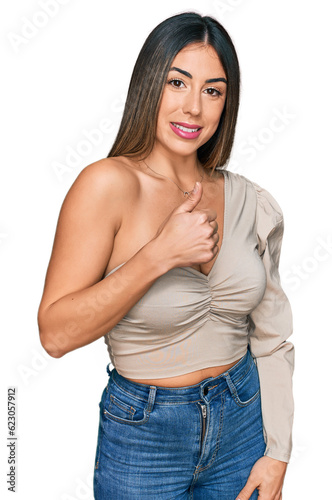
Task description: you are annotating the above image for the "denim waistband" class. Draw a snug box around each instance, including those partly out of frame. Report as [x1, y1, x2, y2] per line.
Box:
[107, 347, 255, 405]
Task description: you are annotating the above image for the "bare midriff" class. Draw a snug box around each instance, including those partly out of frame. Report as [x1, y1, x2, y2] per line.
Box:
[126, 358, 243, 387]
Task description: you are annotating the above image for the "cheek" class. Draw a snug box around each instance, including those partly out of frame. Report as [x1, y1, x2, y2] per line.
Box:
[158, 90, 178, 118]
[214, 99, 226, 119]
[207, 102, 225, 132]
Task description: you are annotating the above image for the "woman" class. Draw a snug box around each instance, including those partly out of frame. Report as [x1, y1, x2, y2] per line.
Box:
[38, 12, 294, 500]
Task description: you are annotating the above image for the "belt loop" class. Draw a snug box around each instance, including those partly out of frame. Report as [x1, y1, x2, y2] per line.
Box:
[146, 386, 157, 413]
[224, 372, 238, 399]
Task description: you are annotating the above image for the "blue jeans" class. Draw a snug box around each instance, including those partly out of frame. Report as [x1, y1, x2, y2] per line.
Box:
[93, 347, 266, 499]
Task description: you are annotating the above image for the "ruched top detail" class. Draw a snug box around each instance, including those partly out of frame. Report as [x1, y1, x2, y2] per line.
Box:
[103, 170, 295, 463]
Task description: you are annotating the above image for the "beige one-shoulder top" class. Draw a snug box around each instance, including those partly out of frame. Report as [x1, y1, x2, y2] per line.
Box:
[103, 169, 295, 463]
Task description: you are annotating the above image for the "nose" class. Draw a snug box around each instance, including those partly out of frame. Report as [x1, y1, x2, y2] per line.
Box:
[182, 88, 202, 116]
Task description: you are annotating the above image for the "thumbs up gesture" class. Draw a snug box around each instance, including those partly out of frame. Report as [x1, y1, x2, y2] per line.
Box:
[151, 182, 219, 270]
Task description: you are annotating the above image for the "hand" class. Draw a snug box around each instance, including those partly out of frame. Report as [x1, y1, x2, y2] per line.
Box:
[236, 456, 287, 500]
[152, 181, 219, 269]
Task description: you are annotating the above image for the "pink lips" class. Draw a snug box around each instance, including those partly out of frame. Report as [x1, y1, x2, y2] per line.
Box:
[170, 122, 203, 140]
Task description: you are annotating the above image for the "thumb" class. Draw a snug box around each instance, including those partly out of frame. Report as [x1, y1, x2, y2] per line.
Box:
[236, 479, 257, 500]
[176, 181, 203, 213]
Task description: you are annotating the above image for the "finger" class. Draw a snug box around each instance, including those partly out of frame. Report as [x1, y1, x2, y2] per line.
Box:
[197, 207, 217, 223]
[211, 231, 219, 245]
[209, 220, 218, 234]
[236, 479, 258, 500]
[206, 209, 217, 223]
[212, 244, 219, 257]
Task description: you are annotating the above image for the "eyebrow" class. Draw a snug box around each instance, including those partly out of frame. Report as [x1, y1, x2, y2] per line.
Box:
[169, 66, 227, 84]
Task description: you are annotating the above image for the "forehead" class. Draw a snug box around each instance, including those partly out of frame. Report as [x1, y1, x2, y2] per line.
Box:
[170, 43, 225, 77]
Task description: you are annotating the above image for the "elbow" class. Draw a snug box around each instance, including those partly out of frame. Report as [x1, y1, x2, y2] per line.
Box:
[44, 345, 65, 359]
[37, 305, 81, 358]
[39, 330, 66, 359]
[38, 312, 67, 359]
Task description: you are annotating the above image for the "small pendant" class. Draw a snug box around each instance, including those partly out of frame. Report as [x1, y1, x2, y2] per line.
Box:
[184, 191, 190, 197]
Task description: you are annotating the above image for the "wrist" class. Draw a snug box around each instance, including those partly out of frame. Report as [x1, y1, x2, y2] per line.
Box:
[139, 237, 173, 278]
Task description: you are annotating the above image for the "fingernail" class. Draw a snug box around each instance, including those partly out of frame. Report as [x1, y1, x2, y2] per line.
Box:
[193, 182, 199, 193]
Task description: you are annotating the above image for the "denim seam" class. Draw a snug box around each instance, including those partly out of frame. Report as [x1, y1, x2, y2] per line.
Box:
[94, 391, 107, 471]
[225, 363, 260, 408]
[155, 399, 207, 406]
[189, 463, 201, 493]
[195, 392, 225, 473]
[109, 379, 249, 406]
[103, 407, 150, 426]
[231, 388, 260, 408]
[111, 375, 230, 405]
[111, 375, 151, 404]
[94, 427, 103, 471]
[205, 387, 228, 404]
[196, 402, 208, 459]
[154, 387, 229, 406]
[110, 395, 136, 415]
[230, 359, 254, 386]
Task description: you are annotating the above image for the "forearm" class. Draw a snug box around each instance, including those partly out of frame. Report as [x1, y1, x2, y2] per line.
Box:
[254, 342, 295, 463]
[38, 239, 168, 358]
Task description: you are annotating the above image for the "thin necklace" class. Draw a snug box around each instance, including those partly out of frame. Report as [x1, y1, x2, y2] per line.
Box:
[141, 159, 204, 197]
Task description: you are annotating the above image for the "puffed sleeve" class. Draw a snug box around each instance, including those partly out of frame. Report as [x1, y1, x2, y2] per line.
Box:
[248, 181, 295, 463]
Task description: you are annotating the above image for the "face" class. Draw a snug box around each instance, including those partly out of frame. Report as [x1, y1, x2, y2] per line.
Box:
[155, 43, 227, 159]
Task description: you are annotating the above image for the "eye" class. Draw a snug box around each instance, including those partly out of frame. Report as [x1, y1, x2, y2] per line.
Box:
[167, 78, 185, 88]
[204, 87, 223, 97]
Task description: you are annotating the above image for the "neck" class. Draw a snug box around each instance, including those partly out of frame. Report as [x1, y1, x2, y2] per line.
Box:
[141, 147, 204, 187]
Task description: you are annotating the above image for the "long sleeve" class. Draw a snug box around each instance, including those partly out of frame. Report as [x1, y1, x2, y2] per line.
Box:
[248, 181, 295, 463]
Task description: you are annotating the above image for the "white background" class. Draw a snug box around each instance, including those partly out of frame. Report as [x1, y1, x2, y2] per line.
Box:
[1, 0, 331, 498]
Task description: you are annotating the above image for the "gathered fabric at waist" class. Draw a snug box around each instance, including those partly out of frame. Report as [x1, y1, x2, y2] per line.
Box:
[105, 316, 250, 379]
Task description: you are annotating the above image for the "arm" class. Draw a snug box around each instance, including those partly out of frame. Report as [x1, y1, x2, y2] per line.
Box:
[236, 182, 294, 499]
[37, 162, 218, 358]
[37, 159, 168, 358]
[249, 201, 294, 464]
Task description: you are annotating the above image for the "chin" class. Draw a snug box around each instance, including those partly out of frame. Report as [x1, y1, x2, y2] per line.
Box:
[166, 143, 200, 158]
[164, 136, 207, 155]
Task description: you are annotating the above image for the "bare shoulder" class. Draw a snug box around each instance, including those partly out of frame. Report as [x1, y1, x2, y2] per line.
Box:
[59, 156, 142, 235]
[67, 156, 140, 203]
[38, 157, 141, 310]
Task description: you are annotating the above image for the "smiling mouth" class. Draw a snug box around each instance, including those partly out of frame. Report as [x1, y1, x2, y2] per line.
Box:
[171, 122, 202, 133]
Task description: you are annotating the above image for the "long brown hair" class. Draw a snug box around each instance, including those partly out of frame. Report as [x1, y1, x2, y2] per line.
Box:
[107, 12, 241, 172]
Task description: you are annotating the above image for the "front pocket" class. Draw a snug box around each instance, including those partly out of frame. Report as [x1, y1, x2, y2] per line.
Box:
[227, 363, 261, 408]
[103, 392, 150, 426]
[108, 395, 136, 420]
[231, 386, 260, 408]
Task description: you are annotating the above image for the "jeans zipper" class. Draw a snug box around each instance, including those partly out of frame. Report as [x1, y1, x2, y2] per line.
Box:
[198, 402, 207, 449]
